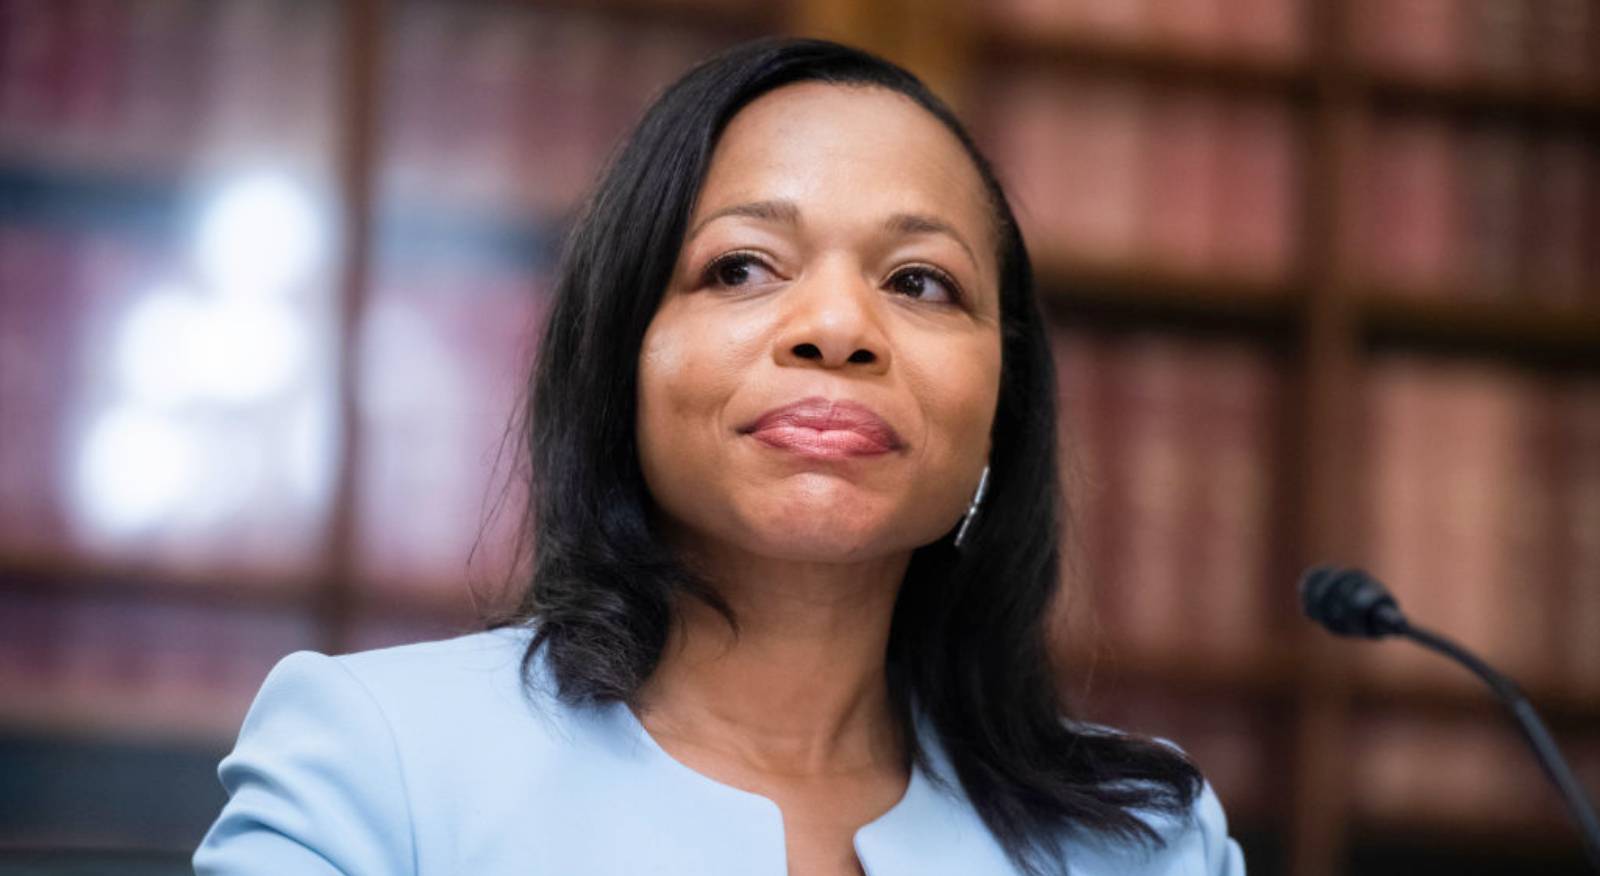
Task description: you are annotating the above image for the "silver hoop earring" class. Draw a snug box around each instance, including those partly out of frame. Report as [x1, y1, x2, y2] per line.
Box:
[953, 465, 990, 549]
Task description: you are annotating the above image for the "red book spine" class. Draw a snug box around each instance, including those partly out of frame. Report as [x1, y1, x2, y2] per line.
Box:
[1351, 0, 1466, 83]
[1222, 0, 1306, 63]
[1466, 0, 1533, 85]
[982, 68, 1071, 261]
[1214, 97, 1297, 282]
[1147, 0, 1223, 55]
[1055, 75, 1145, 266]
[1104, 334, 1191, 661]
[1364, 356, 1447, 686]
[1562, 379, 1600, 699]
[1522, 133, 1591, 309]
[1141, 87, 1220, 276]
[1184, 344, 1277, 666]
[1535, 0, 1596, 91]
[1460, 122, 1526, 300]
[1362, 116, 1460, 296]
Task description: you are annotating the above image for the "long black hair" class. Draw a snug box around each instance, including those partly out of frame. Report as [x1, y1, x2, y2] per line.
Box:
[489, 37, 1201, 874]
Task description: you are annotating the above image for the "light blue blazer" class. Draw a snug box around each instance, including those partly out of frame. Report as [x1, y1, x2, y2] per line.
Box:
[194, 627, 1245, 875]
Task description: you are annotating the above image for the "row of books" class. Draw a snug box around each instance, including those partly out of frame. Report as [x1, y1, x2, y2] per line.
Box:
[0, 588, 318, 742]
[980, 72, 1300, 283]
[0, 222, 550, 597]
[0, 0, 736, 223]
[0, 0, 338, 181]
[981, 68, 1599, 305]
[1053, 330, 1286, 671]
[1362, 353, 1600, 697]
[0, 223, 548, 602]
[0, 585, 482, 744]
[983, 0, 1305, 62]
[1350, 0, 1597, 91]
[0, 223, 340, 581]
[1351, 709, 1600, 829]
[379, 2, 731, 221]
[1052, 329, 1600, 700]
[353, 256, 543, 598]
[982, 0, 1598, 93]
[1350, 113, 1596, 307]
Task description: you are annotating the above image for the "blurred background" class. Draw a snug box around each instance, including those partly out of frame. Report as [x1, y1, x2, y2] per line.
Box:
[0, 0, 1596, 873]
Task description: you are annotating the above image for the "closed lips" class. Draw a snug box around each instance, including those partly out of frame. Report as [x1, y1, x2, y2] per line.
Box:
[740, 398, 905, 456]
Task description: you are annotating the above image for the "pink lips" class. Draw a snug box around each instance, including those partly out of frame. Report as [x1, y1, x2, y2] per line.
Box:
[740, 397, 905, 459]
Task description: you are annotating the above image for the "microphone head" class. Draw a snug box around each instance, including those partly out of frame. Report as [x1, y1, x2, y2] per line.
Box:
[1300, 565, 1405, 638]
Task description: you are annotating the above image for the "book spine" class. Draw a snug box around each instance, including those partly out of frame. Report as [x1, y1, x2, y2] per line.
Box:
[1350, 0, 1465, 83]
[1214, 96, 1297, 282]
[1141, 87, 1220, 276]
[1563, 379, 1600, 699]
[1465, 0, 1533, 85]
[1055, 75, 1146, 265]
[1361, 116, 1460, 296]
[1460, 122, 1526, 301]
[1522, 133, 1591, 309]
[1104, 334, 1191, 660]
[1221, 0, 1305, 62]
[1184, 344, 1277, 665]
[1535, 0, 1596, 91]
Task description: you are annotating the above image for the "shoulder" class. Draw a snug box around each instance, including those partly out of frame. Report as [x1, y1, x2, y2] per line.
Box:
[194, 625, 574, 875]
[254, 626, 564, 753]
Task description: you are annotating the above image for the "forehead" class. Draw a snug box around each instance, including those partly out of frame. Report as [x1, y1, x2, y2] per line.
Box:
[695, 82, 997, 250]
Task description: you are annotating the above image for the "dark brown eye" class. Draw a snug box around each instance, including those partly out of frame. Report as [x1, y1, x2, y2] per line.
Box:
[716, 258, 750, 286]
[703, 252, 776, 289]
[888, 266, 958, 304]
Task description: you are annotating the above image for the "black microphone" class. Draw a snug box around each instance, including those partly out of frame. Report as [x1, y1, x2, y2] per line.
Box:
[1299, 565, 1600, 873]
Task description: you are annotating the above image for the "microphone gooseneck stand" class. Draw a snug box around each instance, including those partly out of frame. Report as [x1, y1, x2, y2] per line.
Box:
[1300, 565, 1600, 874]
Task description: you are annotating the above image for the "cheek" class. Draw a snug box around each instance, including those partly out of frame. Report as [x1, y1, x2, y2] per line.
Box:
[636, 303, 763, 462]
[910, 339, 1003, 458]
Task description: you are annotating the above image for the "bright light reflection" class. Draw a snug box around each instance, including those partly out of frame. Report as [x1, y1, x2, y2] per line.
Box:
[76, 406, 197, 536]
[195, 173, 325, 297]
[192, 296, 306, 403]
[115, 285, 204, 407]
[115, 284, 307, 406]
[285, 393, 337, 507]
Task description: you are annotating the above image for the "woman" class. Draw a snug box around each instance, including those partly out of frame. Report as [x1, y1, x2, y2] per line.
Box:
[195, 38, 1243, 875]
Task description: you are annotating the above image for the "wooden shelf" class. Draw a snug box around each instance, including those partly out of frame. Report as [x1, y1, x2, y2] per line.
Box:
[1034, 258, 1301, 338]
[1348, 672, 1600, 732]
[1347, 811, 1596, 853]
[1360, 74, 1600, 125]
[1360, 293, 1600, 370]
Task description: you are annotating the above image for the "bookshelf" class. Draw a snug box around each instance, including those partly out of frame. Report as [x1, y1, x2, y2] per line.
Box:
[1, 0, 1597, 873]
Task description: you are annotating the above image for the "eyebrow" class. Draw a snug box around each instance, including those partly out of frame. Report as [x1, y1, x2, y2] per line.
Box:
[687, 199, 800, 241]
[882, 212, 980, 272]
[687, 198, 981, 273]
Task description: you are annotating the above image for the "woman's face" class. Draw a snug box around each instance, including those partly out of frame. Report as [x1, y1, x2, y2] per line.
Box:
[637, 82, 1003, 565]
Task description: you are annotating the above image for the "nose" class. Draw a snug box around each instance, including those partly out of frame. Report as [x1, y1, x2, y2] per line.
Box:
[772, 267, 891, 375]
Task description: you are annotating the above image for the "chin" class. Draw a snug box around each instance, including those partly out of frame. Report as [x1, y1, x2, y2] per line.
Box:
[730, 494, 933, 563]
